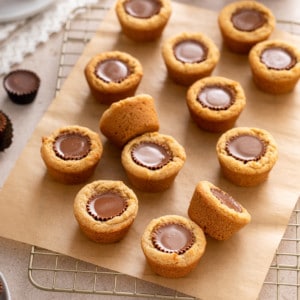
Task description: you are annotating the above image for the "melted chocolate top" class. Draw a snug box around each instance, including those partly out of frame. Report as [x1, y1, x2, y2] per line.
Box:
[152, 223, 195, 254]
[124, 0, 161, 18]
[87, 191, 127, 221]
[4, 70, 40, 94]
[131, 141, 172, 170]
[211, 187, 242, 213]
[261, 47, 296, 70]
[226, 134, 266, 163]
[231, 9, 266, 32]
[197, 85, 235, 110]
[174, 39, 208, 64]
[96, 59, 130, 83]
[53, 132, 91, 160]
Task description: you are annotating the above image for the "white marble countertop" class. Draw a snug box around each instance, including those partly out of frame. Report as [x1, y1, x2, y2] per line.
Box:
[0, 1, 299, 299]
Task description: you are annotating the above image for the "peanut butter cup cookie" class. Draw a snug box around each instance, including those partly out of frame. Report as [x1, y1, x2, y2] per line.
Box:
[218, 0, 275, 54]
[84, 51, 143, 104]
[41, 125, 103, 184]
[162, 32, 220, 86]
[249, 39, 300, 94]
[115, 0, 172, 41]
[188, 181, 251, 240]
[74, 180, 138, 243]
[186, 76, 246, 132]
[141, 215, 206, 278]
[99, 94, 159, 148]
[216, 127, 278, 186]
[121, 132, 186, 192]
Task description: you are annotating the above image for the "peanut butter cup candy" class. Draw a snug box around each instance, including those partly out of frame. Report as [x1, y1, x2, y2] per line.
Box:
[249, 39, 300, 94]
[74, 180, 138, 243]
[121, 132, 186, 192]
[3, 69, 40, 104]
[0, 110, 13, 151]
[115, 0, 172, 42]
[99, 94, 159, 148]
[188, 181, 251, 240]
[186, 76, 246, 132]
[162, 32, 220, 86]
[218, 1, 275, 54]
[84, 51, 143, 104]
[216, 127, 278, 187]
[40, 125, 103, 184]
[141, 215, 206, 278]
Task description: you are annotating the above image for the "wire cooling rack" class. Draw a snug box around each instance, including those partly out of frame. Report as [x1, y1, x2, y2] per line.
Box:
[28, 2, 300, 299]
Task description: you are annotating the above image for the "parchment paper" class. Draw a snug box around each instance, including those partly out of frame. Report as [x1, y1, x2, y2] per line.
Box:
[1, 2, 300, 299]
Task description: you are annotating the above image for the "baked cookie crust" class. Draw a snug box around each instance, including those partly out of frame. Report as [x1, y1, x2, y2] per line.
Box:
[74, 180, 138, 243]
[141, 215, 206, 278]
[84, 51, 143, 104]
[186, 76, 246, 132]
[218, 0, 275, 54]
[216, 127, 278, 186]
[162, 32, 220, 86]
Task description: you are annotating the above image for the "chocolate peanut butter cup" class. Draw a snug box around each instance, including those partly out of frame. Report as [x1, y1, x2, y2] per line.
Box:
[0, 110, 13, 151]
[124, 0, 162, 19]
[260, 47, 296, 71]
[197, 84, 235, 111]
[210, 187, 242, 213]
[87, 191, 128, 221]
[131, 141, 172, 170]
[226, 134, 266, 163]
[3, 69, 40, 104]
[231, 8, 266, 32]
[174, 40, 207, 64]
[152, 223, 195, 254]
[53, 132, 91, 160]
[96, 59, 130, 83]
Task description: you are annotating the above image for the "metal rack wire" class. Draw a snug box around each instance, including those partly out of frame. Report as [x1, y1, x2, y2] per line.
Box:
[28, 3, 300, 299]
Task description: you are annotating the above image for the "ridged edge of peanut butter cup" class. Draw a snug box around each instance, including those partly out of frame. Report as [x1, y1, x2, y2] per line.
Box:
[151, 222, 195, 254]
[131, 141, 173, 170]
[86, 191, 128, 221]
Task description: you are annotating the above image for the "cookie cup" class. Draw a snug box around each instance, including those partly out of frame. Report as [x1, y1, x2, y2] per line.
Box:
[121, 132, 186, 192]
[141, 215, 206, 278]
[99, 94, 159, 148]
[40, 125, 103, 184]
[73, 180, 138, 243]
[84, 51, 143, 104]
[186, 76, 246, 132]
[115, 0, 172, 42]
[249, 40, 300, 94]
[216, 127, 278, 186]
[218, 0, 275, 54]
[188, 181, 251, 240]
[162, 32, 220, 86]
